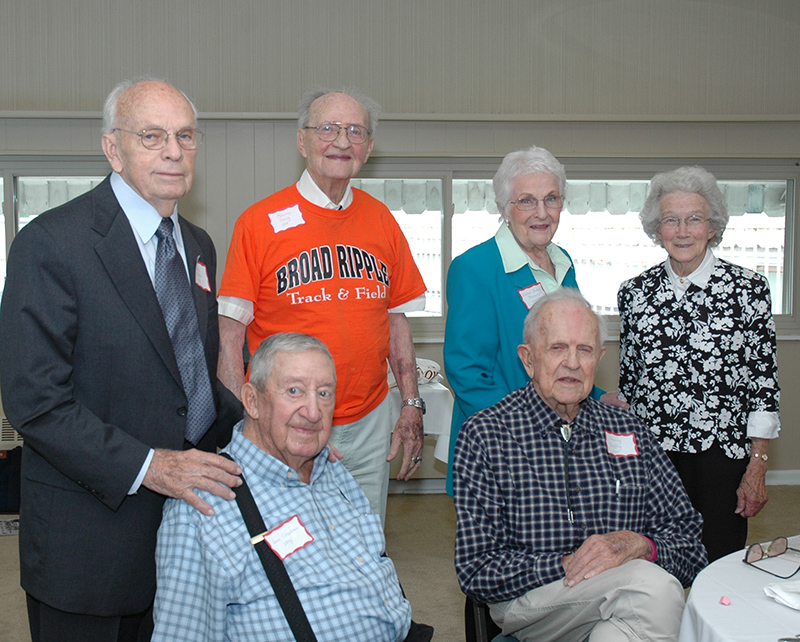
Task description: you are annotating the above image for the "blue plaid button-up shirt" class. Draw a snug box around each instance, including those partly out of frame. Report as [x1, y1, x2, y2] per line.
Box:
[453, 382, 707, 604]
[152, 423, 411, 641]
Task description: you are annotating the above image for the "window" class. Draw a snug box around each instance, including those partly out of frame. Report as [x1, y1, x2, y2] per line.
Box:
[0, 177, 4, 293]
[351, 178, 443, 317]
[453, 178, 787, 316]
[362, 157, 799, 338]
[1, 157, 109, 299]
[16, 176, 104, 231]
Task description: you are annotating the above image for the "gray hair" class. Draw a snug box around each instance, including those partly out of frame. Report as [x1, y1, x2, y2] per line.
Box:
[522, 288, 607, 347]
[297, 87, 381, 135]
[102, 77, 199, 134]
[249, 332, 335, 391]
[639, 166, 729, 248]
[493, 145, 567, 218]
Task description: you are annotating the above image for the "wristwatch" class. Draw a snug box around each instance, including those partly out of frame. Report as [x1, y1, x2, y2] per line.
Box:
[402, 397, 426, 414]
[750, 452, 768, 462]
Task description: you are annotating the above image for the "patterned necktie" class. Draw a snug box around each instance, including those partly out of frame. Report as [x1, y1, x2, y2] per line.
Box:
[154, 217, 216, 445]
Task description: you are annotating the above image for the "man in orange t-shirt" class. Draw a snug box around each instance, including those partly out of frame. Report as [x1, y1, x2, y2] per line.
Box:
[218, 88, 427, 522]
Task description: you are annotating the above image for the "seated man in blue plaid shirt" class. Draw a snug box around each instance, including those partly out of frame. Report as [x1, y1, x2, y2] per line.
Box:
[152, 332, 414, 642]
[453, 288, 707, 642]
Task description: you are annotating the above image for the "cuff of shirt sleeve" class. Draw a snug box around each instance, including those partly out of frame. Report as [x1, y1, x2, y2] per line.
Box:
[642, 536, 657, 562]
[746, 411, 780, 440]
[218, 295, 255, 325]
[388, 294, 426, 314]
[128, 448, 155, 495]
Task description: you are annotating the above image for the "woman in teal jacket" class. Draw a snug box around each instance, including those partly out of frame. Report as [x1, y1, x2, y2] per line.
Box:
[444, 145, 609, 494]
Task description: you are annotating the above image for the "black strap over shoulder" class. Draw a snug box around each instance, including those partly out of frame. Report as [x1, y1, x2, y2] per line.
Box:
[220, 452, 318, 642]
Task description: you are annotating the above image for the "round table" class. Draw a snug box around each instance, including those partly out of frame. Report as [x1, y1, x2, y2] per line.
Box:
[679, 537, 800, 641]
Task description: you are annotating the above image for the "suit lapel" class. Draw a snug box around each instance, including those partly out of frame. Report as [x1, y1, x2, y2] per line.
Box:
[90, 180, 184, 389]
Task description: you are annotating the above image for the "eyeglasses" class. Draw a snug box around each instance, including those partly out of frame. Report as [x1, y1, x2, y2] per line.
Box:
[112, 128, 204, 150]
[658, 215, 709, 230]
[509, 194, 564, 212]
[743, 537, 800, 579]
[302, 122, 371, 144]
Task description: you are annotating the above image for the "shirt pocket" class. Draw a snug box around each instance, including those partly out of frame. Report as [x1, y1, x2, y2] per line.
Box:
[606, 481, 647, 533]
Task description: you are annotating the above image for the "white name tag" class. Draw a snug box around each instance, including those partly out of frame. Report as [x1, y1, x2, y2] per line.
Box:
[605, 431, 639, 457]
[269, 205, 305, 233]
[262, 515, 314, 561]
[518, 283, 546, 309]
[194, 260, 211, 292]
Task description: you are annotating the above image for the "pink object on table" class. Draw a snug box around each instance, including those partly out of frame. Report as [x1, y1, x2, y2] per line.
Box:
[719, 596, 731, 606]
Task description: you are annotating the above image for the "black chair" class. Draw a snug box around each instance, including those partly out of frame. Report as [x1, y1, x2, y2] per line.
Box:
[465, 595, 502, 642]
[465, 595, 522, 642]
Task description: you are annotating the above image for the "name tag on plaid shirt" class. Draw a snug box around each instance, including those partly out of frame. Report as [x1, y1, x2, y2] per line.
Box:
[604, 431, 639, 457]
[263, 515, 314, 560]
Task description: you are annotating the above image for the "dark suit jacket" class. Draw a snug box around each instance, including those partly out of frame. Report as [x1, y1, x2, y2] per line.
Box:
[0, 175, 241, 616]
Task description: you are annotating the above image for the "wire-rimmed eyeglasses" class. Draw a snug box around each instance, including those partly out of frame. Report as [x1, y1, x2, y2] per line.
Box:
[509, 194, 564, 212]
[112, 128, 204, 150]
[658, 215, 709, 230]
[743, 537, 800, 579]
[301, 122, 371, 144]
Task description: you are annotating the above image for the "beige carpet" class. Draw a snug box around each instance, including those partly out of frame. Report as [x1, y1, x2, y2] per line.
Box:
[1, 487, 799, 642]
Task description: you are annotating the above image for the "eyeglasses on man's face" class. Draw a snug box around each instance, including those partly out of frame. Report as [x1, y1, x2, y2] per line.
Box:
[113, 128, 204, 150]
[743, 536, 800, 579]
[658, 215, 709, 230]
[302, 122, 371, 144]
[509, 194, 564, 212]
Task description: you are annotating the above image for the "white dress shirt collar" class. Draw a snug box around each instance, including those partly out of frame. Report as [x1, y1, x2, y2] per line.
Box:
[664, 248, 717, 299]
[110, 171, 181, 245]
[109, 172, 187, 283]
[297, 169, 354, 210]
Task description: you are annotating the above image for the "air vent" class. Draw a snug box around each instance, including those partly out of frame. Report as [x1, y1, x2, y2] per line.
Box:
[1, 418, 23, 449]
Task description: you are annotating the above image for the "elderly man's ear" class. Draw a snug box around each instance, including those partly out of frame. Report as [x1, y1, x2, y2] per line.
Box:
[241, 382, 261, 419]
[517, 343, 535, 378]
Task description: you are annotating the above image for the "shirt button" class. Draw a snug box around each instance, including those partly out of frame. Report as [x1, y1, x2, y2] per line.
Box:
[177, 406, 188, 417]
[287, 471, 294, 479]
[329, 524, 336, 530]
[357, 556, 364, 563]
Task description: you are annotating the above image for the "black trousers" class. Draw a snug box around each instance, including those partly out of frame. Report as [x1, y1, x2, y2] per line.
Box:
[668, 444, 749, 563]
[26, 594, 153, 642]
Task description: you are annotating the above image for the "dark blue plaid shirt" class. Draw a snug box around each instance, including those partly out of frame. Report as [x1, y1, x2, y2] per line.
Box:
[453, 382, 707, 604]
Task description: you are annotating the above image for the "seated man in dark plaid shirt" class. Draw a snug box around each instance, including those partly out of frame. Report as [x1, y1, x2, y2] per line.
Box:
[453, 288, 707, 642]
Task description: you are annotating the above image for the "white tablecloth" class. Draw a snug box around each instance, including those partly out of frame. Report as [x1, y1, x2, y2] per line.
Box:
[388, 381, 454, 463]
[679, 536, 800, 641]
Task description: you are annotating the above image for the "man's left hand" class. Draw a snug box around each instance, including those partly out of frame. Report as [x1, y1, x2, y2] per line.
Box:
[562, 531, 651, 587]
[387, 405, 424, 480]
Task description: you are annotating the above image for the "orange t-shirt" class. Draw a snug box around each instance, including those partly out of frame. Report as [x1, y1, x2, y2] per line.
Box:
[219, 184, 427, 424]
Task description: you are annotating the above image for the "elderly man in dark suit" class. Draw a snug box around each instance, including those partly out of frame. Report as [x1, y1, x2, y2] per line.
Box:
[0, 79, 242, 642]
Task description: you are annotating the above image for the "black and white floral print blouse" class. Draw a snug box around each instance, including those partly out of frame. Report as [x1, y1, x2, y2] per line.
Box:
[618, 258, 780, 460]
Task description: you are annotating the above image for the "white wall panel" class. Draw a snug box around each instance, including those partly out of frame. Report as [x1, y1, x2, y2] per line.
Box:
[2, 1, 800, 118]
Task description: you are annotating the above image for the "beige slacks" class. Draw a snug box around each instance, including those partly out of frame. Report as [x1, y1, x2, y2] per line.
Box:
[489, 559, 685, 642]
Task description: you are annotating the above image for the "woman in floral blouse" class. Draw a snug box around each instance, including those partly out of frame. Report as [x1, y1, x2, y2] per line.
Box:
[617, 166, 780, 562]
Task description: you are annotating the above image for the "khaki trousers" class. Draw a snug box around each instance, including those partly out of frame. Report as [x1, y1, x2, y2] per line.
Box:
[329, 395, 393, 524]
[489, 560, 685, 642]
